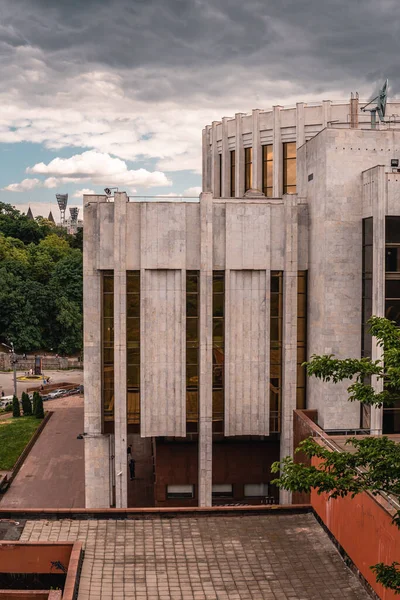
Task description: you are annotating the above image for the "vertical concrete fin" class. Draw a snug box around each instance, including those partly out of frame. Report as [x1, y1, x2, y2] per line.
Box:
[114, 192, 128, 508]
[280, 195, 299, 504]
[199, 192, 213, 507]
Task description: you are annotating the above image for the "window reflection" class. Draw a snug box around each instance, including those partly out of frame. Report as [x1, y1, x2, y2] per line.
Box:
[283, 142, 296, 194]
[230, 150, 235, 197]
[297, 271, 307, 409]
[127, 271, 140, 425]
[245, 147, 253, 192]
[262, 145, 273, 197]
[213, 272, 224, 431]
[103, 272, 114, 423]
[270, 272, 282, 432]
[186, 271, 199, 431]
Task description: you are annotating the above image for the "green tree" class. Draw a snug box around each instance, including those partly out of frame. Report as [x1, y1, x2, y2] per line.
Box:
[32, 391, 39, 415]
[34, 394, 44, 419]
[272, 316, 400, 594]
[12, 395, 20, 418]
[21, 391, 32, 416]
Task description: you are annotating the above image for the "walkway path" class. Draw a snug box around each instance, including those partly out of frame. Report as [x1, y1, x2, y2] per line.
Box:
[0, 395, 84, 508]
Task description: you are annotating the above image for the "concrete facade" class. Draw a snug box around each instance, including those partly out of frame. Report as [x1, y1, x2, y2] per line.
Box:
[84, 100, 400, 508]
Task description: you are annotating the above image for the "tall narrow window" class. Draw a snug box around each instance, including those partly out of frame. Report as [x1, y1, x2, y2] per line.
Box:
[219, 153, 222, 197]
[213, 272, 224, 432]
[270, 272, 283, 432]
[245, 147, 253, 192]
[187, 271, 199, 432]
[230, 150, 235, 197]
[283, 142, 296, 194]
[297, 271, 307, 409]
[383, 217, 400, 434]
[127, 271, 140, 425]
[262, 145, 273, 197]
[103, 271, 114, 425]
[362, 218, 373, 358]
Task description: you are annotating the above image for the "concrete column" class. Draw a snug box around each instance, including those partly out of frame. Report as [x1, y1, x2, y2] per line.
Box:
[202, 126, 212, 193]
[211, 121, 220, 197]
[371, 166, 386, 435]
[280, 195, 298, 504]
[198, 192, 213, 507]
[296, 103, 305, 149]
[83, 195, 111, 508]
[221, 118, 230, 197]
[235, 113, 245, 198]
[113, 192, 128, 508]
[252, 109, 262, 192]
[273, 106, 283, 197]
[322, 100, 332, 128]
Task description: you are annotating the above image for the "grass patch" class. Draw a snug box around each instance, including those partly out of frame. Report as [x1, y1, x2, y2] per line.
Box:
[0, 416, 43, 470]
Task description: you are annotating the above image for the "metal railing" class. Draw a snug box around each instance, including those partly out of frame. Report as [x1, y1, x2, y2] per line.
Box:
[128, 196, 199, 203]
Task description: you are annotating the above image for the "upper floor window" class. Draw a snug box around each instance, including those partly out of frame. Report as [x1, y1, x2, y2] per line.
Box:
[230, 150, 235, 197]
[245, 147, 253, 192]
[283, 142, 296, 194]
[262, 145, 273, 197]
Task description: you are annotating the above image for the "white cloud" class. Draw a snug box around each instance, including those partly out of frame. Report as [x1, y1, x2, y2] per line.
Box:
[27, 150, 171, 190]
[73, 188, 95, 198]
[183, 186, 202, 196]
[2, 178, 41, 192]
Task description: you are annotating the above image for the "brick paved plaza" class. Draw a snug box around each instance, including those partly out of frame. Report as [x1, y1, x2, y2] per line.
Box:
[19, 513, 371, 600]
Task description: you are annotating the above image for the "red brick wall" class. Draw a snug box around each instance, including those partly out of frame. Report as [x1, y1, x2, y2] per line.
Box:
[154, 439, 280, 506]
[312, 457, 400, 600]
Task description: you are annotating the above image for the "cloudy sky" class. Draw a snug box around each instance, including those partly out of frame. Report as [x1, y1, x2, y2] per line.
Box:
[0, 0, 396, 218]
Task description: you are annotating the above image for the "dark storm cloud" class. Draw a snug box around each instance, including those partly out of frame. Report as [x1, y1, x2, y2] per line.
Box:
[2, 0, 398, 96]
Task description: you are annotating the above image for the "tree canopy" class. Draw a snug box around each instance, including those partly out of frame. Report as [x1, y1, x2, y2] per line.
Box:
[272, 316, 400, 594]
[0, 202, 82, 354]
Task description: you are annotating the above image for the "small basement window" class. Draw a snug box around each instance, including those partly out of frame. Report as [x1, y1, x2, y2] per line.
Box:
[167, 484, 194, 499]
[244, 483, 269, 497]
[212, 484, 233, 498]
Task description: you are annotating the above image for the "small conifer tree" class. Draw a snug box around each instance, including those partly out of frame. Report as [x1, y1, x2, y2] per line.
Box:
[21, 392, 32, 416]
[32, 391, 39, 415]
[12, 395, 20, 418]
[34, 394, 44, 419]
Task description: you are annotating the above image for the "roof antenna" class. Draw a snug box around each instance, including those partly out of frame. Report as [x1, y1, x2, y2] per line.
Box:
[361, 79, 388, 129]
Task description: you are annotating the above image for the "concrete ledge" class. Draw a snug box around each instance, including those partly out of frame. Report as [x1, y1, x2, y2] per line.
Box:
[0, 504, 312, 520]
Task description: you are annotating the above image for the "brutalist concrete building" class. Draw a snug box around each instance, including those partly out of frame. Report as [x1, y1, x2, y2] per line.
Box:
[84, 98, 400, 508]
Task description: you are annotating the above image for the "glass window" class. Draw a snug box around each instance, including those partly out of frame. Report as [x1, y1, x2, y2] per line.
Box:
[103, 272, 114, 424]
[167, 484, 194, 499]
[297, 271, 307, 410]
[187, 271, 199, 429]
[386, 247, 400, 272]
[127, 271, 140, 425]
[262, 145, 273, 197]
[245, 147, 253, 192]
[270, 272, 282, 431]
[386, 216, 400, 244]
[362, 218, 373, 359]
[230, 150, 235, 197]
[212, 484, 233, 498]
[244, 483, 268, 497]
[283, 142, 296, 194]
[213, 272, 225, 426]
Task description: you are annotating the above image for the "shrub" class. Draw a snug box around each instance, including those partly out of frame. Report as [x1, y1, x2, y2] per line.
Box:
[34, 394, 44, 419]
[12, 395, 20, 418]
[21, 391, 32, 416]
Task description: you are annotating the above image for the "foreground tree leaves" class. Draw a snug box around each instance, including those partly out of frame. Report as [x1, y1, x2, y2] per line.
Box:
[272, 317, 400, 594]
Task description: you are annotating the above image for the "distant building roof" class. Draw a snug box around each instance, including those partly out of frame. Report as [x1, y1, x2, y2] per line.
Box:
[26, 206, 34, 220]
[48, 211, 55, 224]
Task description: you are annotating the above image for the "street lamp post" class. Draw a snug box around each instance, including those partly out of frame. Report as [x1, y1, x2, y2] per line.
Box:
[10, 342, 17, 397]
[2, 342, 17, 397]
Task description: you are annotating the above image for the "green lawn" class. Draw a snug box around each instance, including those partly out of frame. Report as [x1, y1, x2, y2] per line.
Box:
[0, 416, 43, 471]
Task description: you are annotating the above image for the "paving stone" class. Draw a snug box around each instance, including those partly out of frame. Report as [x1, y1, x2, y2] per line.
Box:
[18, 513, 372, 599]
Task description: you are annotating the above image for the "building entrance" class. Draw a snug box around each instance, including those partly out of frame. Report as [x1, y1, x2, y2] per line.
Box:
[127, 434, 155, 507]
